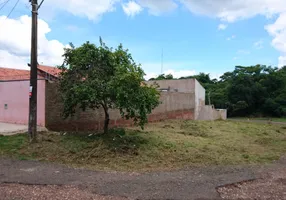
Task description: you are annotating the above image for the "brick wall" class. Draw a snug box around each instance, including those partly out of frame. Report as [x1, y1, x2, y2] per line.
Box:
[45, 82, 195, 131]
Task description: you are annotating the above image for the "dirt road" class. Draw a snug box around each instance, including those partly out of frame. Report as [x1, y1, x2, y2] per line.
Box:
[1, 157, 285, 199]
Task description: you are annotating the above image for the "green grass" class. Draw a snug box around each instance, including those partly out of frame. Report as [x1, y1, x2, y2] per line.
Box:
[1, 120, 286, 171]
[231, 117, 286, 122]
[255, 118, 286, 122]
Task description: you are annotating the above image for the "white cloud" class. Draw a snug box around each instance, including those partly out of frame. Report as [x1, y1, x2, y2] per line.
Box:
[11, 0, 286, 69]
[265, 12, 286, 66]
[180, 0, 286, 22]
[209, 73, 223, 80]
[34, 0, 286, 22]
[0, 50, 29, 69]
[41, 0, 120, 21]
[164, 69, 196, 78]
[144, 69, 196, 80]
[178, 0, 286, 66]
[227, 35, 236, 41]
[144, 69, 222, 81]
[137, 0, 177, 15]
[122, 1, 143, 17]
[265, 13, 286, 54]
[36, 0, 177, 19]
[144, 72, 158, 80]
[254, 40, 264, 49]
[278, 56, 286, 67]
[0, 15, 65, 70]
[40, 0, 177, 20]
[218, 24, 227, 30]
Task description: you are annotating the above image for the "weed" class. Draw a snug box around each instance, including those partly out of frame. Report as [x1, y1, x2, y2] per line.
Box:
[1, 120, 286, 171]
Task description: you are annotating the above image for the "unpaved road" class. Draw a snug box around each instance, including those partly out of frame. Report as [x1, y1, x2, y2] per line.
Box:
[0, 157, 285, 200]
[0, 122, 46, 136]
[218, 168, 286, 200]
[0, 184, 129, 200]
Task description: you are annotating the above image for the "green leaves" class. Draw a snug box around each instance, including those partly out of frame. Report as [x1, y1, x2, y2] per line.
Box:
[58, 39, 160, 133]
[213, 65, 286, 117]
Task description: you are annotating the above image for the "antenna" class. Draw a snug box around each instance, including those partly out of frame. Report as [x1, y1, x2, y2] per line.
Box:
[161, 48, 163, 74]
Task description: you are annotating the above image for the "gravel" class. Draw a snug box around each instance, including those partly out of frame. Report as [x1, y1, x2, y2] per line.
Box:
[217, 168, 286, 200]
[0, 184, 129, 200]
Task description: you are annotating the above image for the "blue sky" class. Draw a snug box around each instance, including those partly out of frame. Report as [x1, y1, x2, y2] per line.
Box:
[0, 0, 286, 79]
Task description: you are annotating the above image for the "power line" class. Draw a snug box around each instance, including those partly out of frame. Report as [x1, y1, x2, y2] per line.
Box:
[38, 0, 44, 10]
[0, 0, 9, 6]
[0, 0, 10, 12]
[6, 0, 19, 19]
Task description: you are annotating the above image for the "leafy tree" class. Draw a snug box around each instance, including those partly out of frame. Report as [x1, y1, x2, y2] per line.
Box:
[149, 73, 174, 81]
[58, 39, 160, 134]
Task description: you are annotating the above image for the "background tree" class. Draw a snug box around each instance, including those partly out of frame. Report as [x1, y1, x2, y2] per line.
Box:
[149, 73, 174, 81]
[59, 39, 160, 134]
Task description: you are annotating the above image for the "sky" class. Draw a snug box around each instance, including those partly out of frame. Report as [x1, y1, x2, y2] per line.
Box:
[0, 0, 286, 80]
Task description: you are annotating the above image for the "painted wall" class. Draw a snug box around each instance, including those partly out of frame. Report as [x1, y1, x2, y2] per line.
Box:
[0, 80, 46, 126]
[194, 79, 206, 120]
[197, 105, 227, 121]
[45, 82, 195, 131]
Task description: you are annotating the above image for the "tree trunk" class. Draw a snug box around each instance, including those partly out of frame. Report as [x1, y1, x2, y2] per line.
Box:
[103, 107, 110, 134]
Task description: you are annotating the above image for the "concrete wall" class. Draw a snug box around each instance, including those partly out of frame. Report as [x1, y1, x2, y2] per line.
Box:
[197, 105, 227, 121]
[215, 109, 227, 120]
[0, 80, 46, 126]
[146, 79, 206, 120]
[146, 79, 196, 93]
[194, 79, 206, 120]
[45, 82, 195, 131]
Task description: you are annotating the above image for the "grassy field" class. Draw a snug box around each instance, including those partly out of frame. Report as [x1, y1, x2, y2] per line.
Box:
[254, 118, 286, 122]
[231, 117, 286, 123]
[1, 120, 286, 171]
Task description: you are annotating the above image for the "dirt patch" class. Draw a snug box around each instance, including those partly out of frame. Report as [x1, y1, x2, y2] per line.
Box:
[0, 184, 129, 200]
[217, 168, 286, 200]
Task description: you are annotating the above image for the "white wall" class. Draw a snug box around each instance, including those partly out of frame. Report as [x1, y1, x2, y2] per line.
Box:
[194, 79, 205, 120]
[197, 105, 227, 120]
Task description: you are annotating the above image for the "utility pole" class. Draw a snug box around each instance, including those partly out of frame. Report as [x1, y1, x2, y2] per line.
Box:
[28, 0, 38, 142]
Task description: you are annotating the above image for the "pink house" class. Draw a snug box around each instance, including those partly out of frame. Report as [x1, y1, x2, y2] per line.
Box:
[0, 66, 60, 126]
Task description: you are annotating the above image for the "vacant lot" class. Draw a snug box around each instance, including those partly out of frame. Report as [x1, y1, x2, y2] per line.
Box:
[1, 120, 286, 171]
[231, 117, 286, 123]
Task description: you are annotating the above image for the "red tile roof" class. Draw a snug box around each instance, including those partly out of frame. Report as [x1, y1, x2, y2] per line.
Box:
[0, 67, 30, 81]
[38, 65, 61, 77]
[0, 65, 61, 81]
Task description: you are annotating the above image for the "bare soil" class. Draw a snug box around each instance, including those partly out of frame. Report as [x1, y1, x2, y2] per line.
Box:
[218, 168, 286, 200]
[0, 184, 128, 200]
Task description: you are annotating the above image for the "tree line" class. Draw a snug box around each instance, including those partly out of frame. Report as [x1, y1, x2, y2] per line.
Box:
[149, 65, 286, 117]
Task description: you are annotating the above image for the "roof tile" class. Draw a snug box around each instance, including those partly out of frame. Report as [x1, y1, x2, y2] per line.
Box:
[0, 67, 30, 80]
[0, 65, 61, 81]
